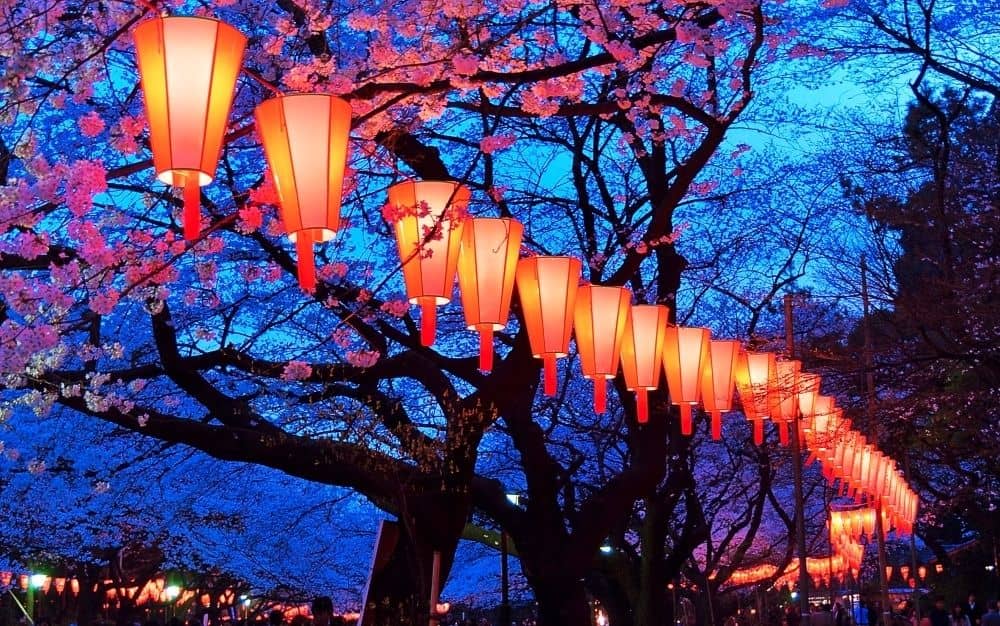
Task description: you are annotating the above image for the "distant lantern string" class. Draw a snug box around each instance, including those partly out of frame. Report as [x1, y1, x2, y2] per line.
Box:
[129, 15, 918, 531]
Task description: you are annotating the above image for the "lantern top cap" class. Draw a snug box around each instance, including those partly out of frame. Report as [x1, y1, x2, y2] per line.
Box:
[136, 14, 248, 35]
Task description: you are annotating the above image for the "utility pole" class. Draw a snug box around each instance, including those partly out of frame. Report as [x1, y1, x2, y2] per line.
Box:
[784, 294, 811, 626]
[860, 256, 892, 626]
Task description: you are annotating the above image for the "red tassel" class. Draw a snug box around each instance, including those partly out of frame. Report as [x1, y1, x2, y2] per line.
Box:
[295, 234, 316, 292]
[478, 327, 493, 372]
[420, 298, 436, 347]
[542, 353, 557, 396]
[778, 421, 789, 446]
[753, 418, 764, 445]
[636, 389, 648, 424]
[593, 378, 606, 414]
[183, 178, 201, 241]
[680, 404, 693, 436]
[711, 410, 722, 440]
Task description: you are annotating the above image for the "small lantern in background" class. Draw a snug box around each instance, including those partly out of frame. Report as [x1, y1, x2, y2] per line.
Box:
[255, 94, 352, 291]
[515, 255, 581, 396]
[573, 285, 630, 413]
[386, 180, 469, 346]
[934, 563, 943, 574]
[620, 304, 669, 423]
[133, 16, 247, 240]
[457, 217, 523, 371]
[662, 326, 710, 435]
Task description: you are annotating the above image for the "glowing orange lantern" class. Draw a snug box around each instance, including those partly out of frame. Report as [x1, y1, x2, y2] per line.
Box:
[70, 578, 80, 595]
[702, 340, 740, 439]
[515, 255, 581, 396]
[737, 352, 776, 445]
[54, 578, 66, 594]
[620, 304, 669, 423]
[935, 563, 943, 574]
[900, 565, 909, 580]
[917, 565, 927, 580]
[387, 180, 469, 346]
[663, 326, 710, 435]
[0, 572, 9, 587]
[134, 16, 247, 240]
[457, 217, 523, 371]
[18, 574, 27, 590]
[255, 94, 352, 291]
[573, 285, 631, 413]
[773, 359, 801, 445]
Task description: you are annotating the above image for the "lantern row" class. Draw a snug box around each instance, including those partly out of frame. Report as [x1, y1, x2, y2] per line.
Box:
[129, 14, 920, 533]
[728, 506, 874, 589]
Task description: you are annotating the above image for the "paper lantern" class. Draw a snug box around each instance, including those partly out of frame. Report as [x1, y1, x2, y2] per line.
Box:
[70, 578, 80, 595]
[255, 94, 352, 291]
[738, 352, 776, 445]
[573, 285, 630, 413]
[934, 563, 943, 574]
[772, 359, 801, 445]
[134, 16, 247, 240]
[620, 304, 669, 423]
[663, 326, 710, 435]
[515, 256, 581, 396]
[457, 217, 523, 371]
[900, 565, 909, 580]
[386, 180, 469, 346]
[18, 574, 27, 590]
[702, 339, 740, 439]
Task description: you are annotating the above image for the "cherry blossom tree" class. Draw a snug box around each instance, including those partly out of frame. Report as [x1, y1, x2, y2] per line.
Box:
[0, 0, 811, 624]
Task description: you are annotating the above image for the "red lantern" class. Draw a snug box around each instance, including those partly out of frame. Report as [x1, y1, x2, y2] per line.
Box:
[736, 352, 776, 445]
[515, 256, 581, 396]
[702, 340, 740, 440]
[457, 217, 523, 371]
[934, 563, 943, 574]
[573, 285, 631, 413]
[663, 326, 710, 435]
[773, 359, 801, 445]
[18, 574, 27, 590]
[386, 180, 469, 346]
[620, 305, 669, 423]
[70, 579, 80, 595]
[134, 17, 247, 240]
[900, 565, 910, 581]
[255, 94, 352, 291]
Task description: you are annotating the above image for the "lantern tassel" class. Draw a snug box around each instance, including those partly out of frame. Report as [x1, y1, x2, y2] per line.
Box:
[711, 410, 722, 440]
[420, 299, 436, 347]
[183, 177, 201, 241]
[680, 404, 693, 436]
[778, 421, 789, 446]
[635, 389, 648, 424]
[593, 378, 606, 414]
[753, 418, 764, 445]
[295, 234, 316, 292]
[542, 353, 557, 396]
[478, 327, 493, 372]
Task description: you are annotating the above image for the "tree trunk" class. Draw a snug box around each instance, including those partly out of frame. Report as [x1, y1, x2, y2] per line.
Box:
[532, 576, 593, 626]
[362, 491, 468, 626]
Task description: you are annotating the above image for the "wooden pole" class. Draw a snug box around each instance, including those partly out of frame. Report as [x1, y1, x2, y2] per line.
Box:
[861, 256, 892, 626]
[784, 294, 811, 625]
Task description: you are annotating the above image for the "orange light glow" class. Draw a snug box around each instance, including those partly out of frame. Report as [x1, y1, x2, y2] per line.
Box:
[663, 326, 710, 435]
[134, 17, 247, 240]
[387, 180, 469, 346]
[573, 285, 630, 413]
[255, 94, 352, 291]
[620, 304, 669, 423]
[457, 217, 523, 371]
[515, 256, 581, 396]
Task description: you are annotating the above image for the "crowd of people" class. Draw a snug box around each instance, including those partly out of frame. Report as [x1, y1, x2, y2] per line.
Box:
[919, 593, 1000, 626]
